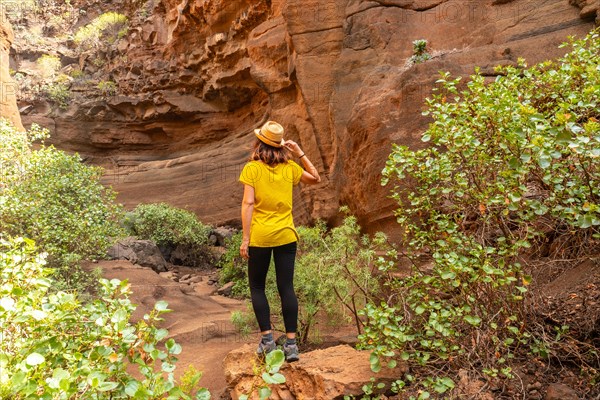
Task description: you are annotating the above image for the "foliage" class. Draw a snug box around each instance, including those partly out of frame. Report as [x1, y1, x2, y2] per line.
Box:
[0, 120, 123, 289]
[222, 211, 385, 343]
[42, 82, 71, 109]
[239, 350, 286, 400]
[126, 203, 211, 250]
[230, 309, 256, 339]
[410, 39, 431, 64]
[36, 54, 61, 79]
[74, 12, 128, 50]
[218, 232, 249, 297]
[360, 30, 600, 397]
[97, 80, 117, 97]
[0, 236, 210, 399]
[69, 69, 85, 79]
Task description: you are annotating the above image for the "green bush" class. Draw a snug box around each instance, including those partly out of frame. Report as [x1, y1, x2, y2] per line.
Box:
[218, 232, 249, 297]
[74, 12, 128, 50]
[0, 236, 210, 399]
[97, 80, 117, 97]
[42, 82, 70, 109]
[410, 39, 431, 64]
[221, 212, 385, 343]
[0, 120, 123, 289]
[126, 203, 211, 251]
[360, 30, 600, 397]
[36, 54, 61, 79]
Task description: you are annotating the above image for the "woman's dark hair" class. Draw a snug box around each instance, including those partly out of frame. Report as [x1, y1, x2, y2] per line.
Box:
[251, 139, 290, 166]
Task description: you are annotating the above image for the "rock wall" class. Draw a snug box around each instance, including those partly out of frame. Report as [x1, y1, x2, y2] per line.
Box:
[0, 19, 23, 130]
[16, 0, 597, 230]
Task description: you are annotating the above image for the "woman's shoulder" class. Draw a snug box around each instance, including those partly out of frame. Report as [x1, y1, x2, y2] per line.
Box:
[242, 160, 262, 169]
[284, 160, 300, 168]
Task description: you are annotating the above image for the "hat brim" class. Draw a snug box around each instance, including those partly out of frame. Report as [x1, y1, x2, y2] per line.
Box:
[254, 129, 285, 148]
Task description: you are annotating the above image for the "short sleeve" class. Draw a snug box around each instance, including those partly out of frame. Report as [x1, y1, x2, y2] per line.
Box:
[289, 161, 304, 186]
[239, 162, 261, 187]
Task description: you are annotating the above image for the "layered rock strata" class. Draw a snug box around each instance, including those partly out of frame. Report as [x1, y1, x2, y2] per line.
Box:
[0, 19, 23, 130]
[13, 0, 596, 229]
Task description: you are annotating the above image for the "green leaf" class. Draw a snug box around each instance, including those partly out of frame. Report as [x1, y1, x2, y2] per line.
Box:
[125, 380, 140, 396]
[25, 352, 45, 366]
[98, 381, 119, 391]
[195, 388, 211, 400]
[155, 300, 169, 312]
[262, 372, 286, 384]
[258, 387, 272, 400]
[538, 156, 551, 169]
[265, 349, 285, 373]
[370, 353, 382, 373]
[440, 271, 456, 280]
[464, 315, 481, 326]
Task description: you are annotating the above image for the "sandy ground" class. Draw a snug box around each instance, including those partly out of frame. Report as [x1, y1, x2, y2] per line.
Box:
[95, 260, 252, 397]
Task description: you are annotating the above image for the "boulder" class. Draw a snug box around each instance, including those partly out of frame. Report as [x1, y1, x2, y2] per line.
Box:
[107, 237, 168, 273]
[211, 226, 238, 247]
[224, 344, 407, 400]
[217, 281, 235, 296]
[545, 383, 580, 400]
[169, 244, 214, 268]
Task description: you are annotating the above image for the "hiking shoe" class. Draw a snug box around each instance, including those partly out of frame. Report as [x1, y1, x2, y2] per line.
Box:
[283, 342, 299, 362]
[256, 339, 276, 356]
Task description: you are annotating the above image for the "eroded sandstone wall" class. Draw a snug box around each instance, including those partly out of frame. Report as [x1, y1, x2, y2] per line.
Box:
[0, 19, 23, 130]
[16, 0, 597, 230]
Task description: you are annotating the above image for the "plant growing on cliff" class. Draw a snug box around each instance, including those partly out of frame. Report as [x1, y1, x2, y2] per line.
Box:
[0, 120, 123, 289]
[410, 39, 431, 64]
[42, 81, 71, 109]
[97, 80, 117, 97]
[0, 236, 210, 399]
[361, 30, 600, 398]
[36, 54, 61, 79]
[74, 12, 128, 50]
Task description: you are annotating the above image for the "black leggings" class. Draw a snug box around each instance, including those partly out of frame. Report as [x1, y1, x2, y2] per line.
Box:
[248, 242, 298, 333]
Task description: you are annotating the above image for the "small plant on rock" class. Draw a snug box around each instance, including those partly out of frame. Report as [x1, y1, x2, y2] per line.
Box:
[36, 54, 61, 79]
[239, 350, 286, 400]
[74, 12, 128, 50]
[97, 80, 117, 97]
[410, 39, 431, 64]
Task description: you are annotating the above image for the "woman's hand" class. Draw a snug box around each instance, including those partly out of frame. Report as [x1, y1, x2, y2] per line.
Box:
[240, 239, 250, 260]
[283, 140, 303, 158]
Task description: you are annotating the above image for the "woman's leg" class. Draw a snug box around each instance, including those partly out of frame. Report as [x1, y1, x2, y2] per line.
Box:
[273, 241, 298, 337]
[248, 246, 273, 332]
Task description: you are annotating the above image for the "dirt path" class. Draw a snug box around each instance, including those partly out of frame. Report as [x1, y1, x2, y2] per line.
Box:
[95, 260, 252, 397]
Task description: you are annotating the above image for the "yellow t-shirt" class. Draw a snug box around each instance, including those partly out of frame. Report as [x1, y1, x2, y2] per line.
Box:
[239, 160, 304, 247]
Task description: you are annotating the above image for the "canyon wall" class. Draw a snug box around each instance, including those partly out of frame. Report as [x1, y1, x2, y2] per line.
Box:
[13, 0, 598, 230]
[0, 19, 23, 130]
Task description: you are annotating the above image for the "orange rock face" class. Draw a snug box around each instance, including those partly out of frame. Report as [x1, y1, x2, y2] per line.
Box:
[0, 19, 23, 131]
[18, 0, 596, 231]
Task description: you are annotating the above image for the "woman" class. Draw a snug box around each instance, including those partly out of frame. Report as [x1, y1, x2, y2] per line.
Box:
[239, 120, 321, 361]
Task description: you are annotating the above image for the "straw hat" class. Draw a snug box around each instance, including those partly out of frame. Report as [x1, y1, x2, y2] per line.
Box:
[254, 121, 285, 148]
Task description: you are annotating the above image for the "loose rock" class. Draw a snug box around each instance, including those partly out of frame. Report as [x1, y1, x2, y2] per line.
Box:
[107, 237, 168, 273]
[217, 281, 235, 296]
[545, 383, 579, 400]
